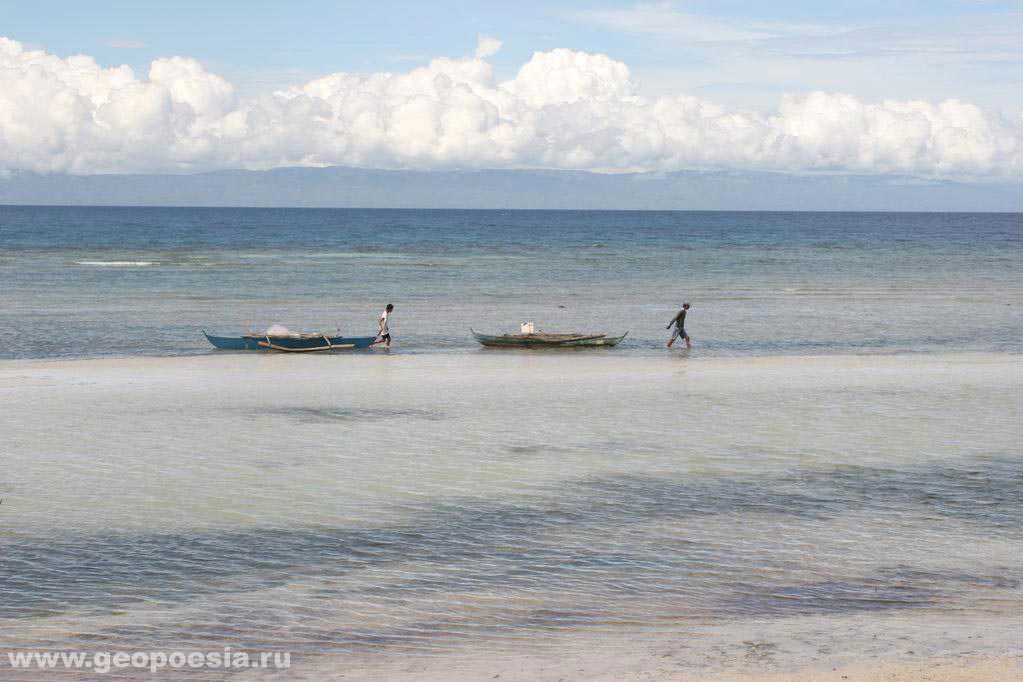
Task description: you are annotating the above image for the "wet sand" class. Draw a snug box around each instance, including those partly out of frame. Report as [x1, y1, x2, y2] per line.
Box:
[305, 657, 1023, 682]
[263, 608, 1023, 680]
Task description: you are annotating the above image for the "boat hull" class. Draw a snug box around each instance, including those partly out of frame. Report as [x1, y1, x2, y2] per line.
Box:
[203, 330, 378, 352]
[471, 330, 628, 348]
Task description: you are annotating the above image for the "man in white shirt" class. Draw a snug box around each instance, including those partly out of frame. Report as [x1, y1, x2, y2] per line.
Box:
[373, 303, 394, 347]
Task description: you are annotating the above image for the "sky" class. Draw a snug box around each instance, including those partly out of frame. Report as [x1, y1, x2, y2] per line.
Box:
[2, 0, 1023, 180]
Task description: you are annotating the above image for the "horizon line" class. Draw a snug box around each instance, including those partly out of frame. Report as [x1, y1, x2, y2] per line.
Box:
[2, 203, 1021, 215]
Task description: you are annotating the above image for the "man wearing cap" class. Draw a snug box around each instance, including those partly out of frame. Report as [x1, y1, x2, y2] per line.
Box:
[666, 302, 692, 349]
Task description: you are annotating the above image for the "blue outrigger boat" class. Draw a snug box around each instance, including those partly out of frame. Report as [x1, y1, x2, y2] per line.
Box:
[203, 330, 378, 352]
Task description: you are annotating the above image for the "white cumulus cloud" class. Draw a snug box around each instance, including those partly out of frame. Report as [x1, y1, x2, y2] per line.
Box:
[474, 34, 503, 59]
[1, 35, 1022, 178]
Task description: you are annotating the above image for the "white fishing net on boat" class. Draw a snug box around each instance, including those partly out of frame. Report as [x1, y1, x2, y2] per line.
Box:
[264, 324, 297, 336]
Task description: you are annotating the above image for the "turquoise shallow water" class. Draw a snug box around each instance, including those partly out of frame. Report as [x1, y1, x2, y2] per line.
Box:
[1, 353, 1021, 677]
[1, 207, 1021, 359]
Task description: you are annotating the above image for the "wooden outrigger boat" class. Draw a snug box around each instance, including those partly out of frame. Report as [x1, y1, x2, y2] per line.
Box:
[470, 329, 628, 348]
[203, 330, 377, 352]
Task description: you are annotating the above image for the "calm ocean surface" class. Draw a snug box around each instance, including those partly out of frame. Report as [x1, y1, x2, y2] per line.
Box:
[1, 207, 1022, 678]
[1, 206, 1021, 359]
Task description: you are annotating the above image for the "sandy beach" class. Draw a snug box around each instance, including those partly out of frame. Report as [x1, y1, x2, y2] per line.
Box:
[269, 610, 1023, 681]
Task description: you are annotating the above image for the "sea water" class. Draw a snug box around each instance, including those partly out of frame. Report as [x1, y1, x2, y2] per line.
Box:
[0, 208, 1021, 678]
[1, 207, 1021, 359]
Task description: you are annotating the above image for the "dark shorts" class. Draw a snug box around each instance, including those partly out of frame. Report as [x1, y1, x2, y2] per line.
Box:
[671, 327, 688, 341]
[380, 334, 391, 342]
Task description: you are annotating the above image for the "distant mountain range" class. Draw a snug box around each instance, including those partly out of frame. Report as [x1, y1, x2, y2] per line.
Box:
[2, 167, 1021, 211]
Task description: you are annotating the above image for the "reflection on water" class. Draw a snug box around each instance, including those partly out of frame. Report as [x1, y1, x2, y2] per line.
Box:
[3, 455, 1021, 626]
[259, 407, 446, 423]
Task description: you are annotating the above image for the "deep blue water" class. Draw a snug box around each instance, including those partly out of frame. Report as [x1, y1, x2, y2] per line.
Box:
[1, 206, 1021, 359]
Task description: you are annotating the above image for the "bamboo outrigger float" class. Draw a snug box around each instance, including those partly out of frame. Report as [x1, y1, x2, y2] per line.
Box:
[470, 328, 628, 348]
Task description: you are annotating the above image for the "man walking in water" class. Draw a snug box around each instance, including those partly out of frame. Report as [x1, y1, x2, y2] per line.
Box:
[373, 303, 394, 347]
[666, 302, 692, 349]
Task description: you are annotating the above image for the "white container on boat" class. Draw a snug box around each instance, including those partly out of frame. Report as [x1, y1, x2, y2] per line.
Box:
[521, 322, 535, 334]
